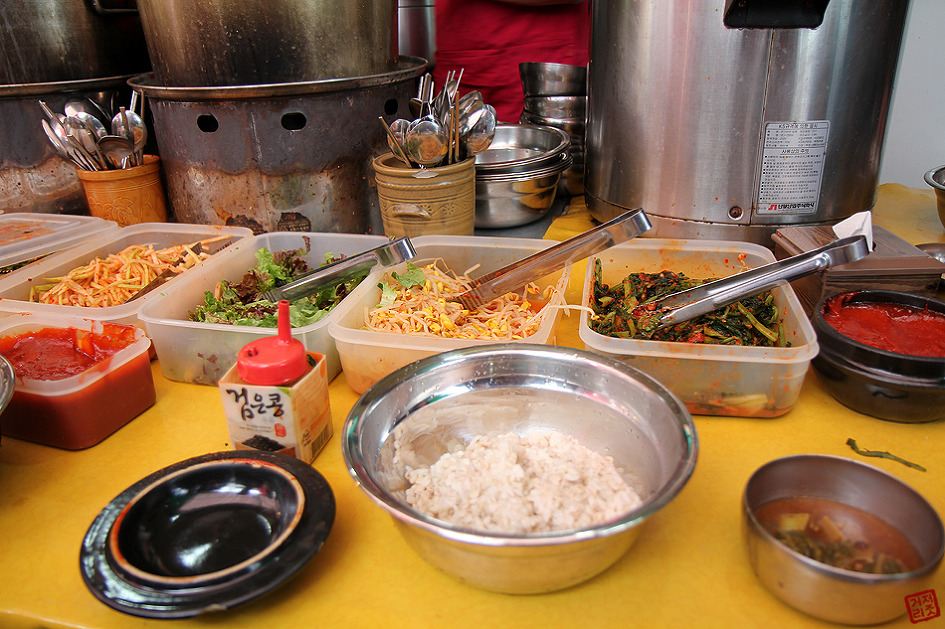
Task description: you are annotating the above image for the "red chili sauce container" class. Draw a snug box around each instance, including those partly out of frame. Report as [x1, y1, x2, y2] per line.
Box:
[0, 314, 155, 449]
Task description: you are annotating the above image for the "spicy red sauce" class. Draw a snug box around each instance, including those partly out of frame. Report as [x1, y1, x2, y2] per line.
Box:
[823, 297, 945, 358]
[0, 324, 138, 380]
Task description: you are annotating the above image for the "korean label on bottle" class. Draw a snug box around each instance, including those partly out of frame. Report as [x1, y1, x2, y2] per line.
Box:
[757, 121, 829, 216]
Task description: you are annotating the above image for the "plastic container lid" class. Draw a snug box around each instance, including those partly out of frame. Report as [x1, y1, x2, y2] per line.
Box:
[0, 213, 118, 270]
[237, 300, 308, 385]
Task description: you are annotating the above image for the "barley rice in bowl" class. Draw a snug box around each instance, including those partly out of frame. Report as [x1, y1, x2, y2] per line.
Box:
[342, 344, 698, 594]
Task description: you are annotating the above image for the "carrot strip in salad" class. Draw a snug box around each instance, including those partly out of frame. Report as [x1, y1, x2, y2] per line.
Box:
[29, 237, 225, 308]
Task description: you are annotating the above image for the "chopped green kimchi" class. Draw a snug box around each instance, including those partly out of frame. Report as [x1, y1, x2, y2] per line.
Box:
[190, 238, 365, 328]
[588, 259, 786, 347]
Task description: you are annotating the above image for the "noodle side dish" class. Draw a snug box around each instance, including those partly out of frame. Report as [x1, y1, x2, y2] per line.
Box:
[29, 239, 221, 308]
[365, 260, 567, 341]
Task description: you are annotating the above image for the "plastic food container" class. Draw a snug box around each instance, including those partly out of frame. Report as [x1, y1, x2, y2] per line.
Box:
[328, 234, 572, 394]
[0, 314, 155, 449]
[0, 223, 252, 327]
[578, 239, 818, 418]
[0, 212, 119, 272]
[138, 232, 389, 385]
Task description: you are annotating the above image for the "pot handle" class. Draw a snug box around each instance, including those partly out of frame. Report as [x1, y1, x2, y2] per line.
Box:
[388, 204, 432, 219]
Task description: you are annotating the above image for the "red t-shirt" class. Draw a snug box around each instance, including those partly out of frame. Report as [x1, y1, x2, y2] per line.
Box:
[432, 0, 590, 123]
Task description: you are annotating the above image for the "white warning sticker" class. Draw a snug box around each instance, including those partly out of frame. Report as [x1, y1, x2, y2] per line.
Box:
[757, 121, 829, 216]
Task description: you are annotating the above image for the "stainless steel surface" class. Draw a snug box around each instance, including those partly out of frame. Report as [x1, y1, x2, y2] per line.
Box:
[398, 0, 436, 67]
[474, 153, 572, 229]
[261, 237, 416, 303]
[459, 104, 497, 157]
[519, 62, 587, 97]
[924, 165, 945, 230]
[653, 235, 870, 328]
[587, 0, 911, 245]
[136, 0, 397, 87]
[475, 124, 571, 175]
[743, 454, 944, 625]
[129, 58, 426, 234]
[523, 96, 586, 120]
[455, 208, 651, 309]
[0, 1, 149, 84]
[342, 344, 697, 594]
[112, 108, 147, 166]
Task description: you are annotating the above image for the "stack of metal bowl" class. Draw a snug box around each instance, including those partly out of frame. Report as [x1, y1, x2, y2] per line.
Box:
[519, 62, 587, 196]
[473, 123, 572, 229]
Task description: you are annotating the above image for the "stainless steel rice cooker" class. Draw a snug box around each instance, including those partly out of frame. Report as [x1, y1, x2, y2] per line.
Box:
[586, 0, 911, 245]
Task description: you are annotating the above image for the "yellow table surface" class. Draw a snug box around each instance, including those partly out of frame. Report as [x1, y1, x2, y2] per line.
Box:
[1, 185, 944, 629]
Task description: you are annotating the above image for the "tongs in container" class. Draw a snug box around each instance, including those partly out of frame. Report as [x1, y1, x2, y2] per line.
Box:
[454, 209, 652, 310]
[647, 235, 870, 330]
[127, 242, 203, 302]
[260, 237, 416, 303]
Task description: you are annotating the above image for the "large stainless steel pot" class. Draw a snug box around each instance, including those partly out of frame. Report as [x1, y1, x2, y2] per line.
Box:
[398, 0, 436, 67]
[136, 0, 397, 87]
[129, 58, 426, 235]
[587, 0, 910, 245]
[0, 1, 149, 84]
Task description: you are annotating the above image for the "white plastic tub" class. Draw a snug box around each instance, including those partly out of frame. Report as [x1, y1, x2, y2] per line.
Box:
[579, 239, 818, 418]
[137, 232, 390, 385]
[0, 313, 154, 449]
[0, 223, 251, 326]
[328, 234, 571, 394]
[0, 213, 118, 271]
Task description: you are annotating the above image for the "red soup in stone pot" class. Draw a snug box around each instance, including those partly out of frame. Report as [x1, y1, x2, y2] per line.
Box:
[811, 290, 945, 423]
[0, 317, 155, 449]
[821, 294, 945, 358]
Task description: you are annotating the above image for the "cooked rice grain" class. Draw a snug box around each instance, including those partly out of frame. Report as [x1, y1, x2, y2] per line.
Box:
[404, 431, 642, 534]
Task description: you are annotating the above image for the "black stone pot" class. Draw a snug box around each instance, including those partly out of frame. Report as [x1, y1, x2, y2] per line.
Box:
[811, 290, 945, 423]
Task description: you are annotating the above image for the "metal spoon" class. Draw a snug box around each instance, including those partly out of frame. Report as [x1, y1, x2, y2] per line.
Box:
[461, 104, 497, 156]
[64, 98, 109, 127]
[63, 115, 109, 170]
[112, 107, 147, 166]
[405, 118, 449, 167]
[388, 118, 410, 155]
[98, 135, 135, 169]
[41, 119, 91, 169]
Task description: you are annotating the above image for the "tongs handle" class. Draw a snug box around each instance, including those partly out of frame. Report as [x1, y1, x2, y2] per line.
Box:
[653, 234, 870, 329]
[261, 237, 417, 304]
[455, 209, 651, 310]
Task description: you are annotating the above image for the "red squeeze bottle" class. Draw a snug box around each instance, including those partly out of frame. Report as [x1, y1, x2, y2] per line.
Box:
[236, 300, 309, 385]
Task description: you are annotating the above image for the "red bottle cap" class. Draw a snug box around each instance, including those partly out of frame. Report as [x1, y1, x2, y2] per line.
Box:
[237, 300, 308, 385]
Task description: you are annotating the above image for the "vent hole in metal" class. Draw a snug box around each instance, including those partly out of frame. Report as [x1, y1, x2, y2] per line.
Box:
[197, 114, 219, 133]
[383, 98, 399, 116]
[281, 112, 307, 131]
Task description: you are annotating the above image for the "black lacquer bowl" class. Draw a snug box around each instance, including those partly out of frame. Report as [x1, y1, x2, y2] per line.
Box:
[80, 450, 335, 618]
[811, 290, 945, 423]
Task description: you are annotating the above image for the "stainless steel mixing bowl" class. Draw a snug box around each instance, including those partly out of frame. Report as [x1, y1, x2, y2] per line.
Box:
[518, 62, 587, 97]
[342, 344, 698, 594]
[923, 165, 945, 230]
[474, 153, 572, 228]
[474, 124, 570, 176]
[744, 454, 944, 625]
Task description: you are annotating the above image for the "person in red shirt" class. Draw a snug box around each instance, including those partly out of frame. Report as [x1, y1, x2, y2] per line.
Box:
[431, 0, 589, 123]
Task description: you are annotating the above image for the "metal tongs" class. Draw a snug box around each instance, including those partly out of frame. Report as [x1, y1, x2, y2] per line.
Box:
[127, 243, 203, 302]
[260, 237, 417, 303]
[647, 234, 871, 329]
[454, 209, 652, 310]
